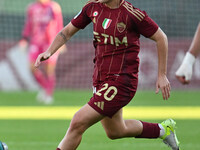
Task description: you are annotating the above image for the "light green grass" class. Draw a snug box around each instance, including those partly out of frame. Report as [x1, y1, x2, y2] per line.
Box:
[0, 119, 200, 150]
[0, 90, 199, 106]
[0, 90, 200, 150]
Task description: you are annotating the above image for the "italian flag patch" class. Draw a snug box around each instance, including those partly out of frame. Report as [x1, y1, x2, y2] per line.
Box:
[102, 18, 112, 29]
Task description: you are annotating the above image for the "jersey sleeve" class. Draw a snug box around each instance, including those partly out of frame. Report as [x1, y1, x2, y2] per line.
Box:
[131, 9, 159, 38]
[71, 3, 92, 29]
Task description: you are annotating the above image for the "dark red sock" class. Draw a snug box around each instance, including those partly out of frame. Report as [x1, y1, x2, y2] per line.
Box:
[136, 121, 160, 138]
[56, 148, 61, 150]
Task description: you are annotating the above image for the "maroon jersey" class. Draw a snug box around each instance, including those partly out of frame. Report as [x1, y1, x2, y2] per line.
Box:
[71, 0, 158, 86]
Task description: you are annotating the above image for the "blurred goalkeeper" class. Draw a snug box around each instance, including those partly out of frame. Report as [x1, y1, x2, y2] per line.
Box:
[35, 0, 180, 149]
[19, 0, 64, 104]
[176, 22, 200, 84]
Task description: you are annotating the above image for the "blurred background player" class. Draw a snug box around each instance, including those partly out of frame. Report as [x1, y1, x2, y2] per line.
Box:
[176, 22, 200, 84]
[35, 0, 180, 149]
[19, 0, 65, 104]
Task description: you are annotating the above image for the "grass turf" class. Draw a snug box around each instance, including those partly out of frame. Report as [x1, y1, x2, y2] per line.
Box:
[0, 90, 199, 106]
[0, 90, 200, 150]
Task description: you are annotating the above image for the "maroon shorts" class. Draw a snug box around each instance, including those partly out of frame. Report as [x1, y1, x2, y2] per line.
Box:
[88, 75, 138, 118]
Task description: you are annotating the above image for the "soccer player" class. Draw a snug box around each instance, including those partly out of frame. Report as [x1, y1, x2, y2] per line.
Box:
[176, 22, 200, 84]
[35, 0, 180, 149]
[19, 0, 65, 104]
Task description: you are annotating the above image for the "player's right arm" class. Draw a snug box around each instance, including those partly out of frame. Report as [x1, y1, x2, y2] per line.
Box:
[34, 22, 79, 67]
[175, 23, 200, 84]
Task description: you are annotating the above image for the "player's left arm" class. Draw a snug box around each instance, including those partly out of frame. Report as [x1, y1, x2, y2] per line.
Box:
[35, 22, 79, 67]
[150, 28, 171, 100]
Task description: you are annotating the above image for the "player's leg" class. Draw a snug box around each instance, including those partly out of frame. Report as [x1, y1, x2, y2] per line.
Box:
[57, 104, 104, 150]
[101, 110, 180, 150]
[101, 109, 143, 139]
[28, 45, 48, 97]
[101, 108, 160, 139]
[45, 61, 56, 97]
[43, 52, 59, 104]
[94, 77, 180, 149]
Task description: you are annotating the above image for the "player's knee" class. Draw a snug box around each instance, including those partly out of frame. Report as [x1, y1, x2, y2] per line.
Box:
[68, 113, 87, 135]
[106, 131, 121, 140]
[68, 120, 85, 135]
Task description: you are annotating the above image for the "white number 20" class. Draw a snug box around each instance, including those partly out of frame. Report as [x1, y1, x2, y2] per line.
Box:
[96, 83, 118, 101]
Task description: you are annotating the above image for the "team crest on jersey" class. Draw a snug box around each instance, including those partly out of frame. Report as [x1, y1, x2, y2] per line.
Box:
[117, 22, 126, 33]
[102, 18, 112, 29]
[92, 11, 98, 24]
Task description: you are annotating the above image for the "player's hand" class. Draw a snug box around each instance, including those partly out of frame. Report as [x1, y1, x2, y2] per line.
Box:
[175, 63, 192, 84]
[34, 52, 51, 68]
[175, 52, 195, 84]
[18, 39, 28, 51]
[156, 75, 171, 100]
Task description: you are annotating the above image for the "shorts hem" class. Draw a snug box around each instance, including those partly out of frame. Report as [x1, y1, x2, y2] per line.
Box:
[88, 102, 113, 118]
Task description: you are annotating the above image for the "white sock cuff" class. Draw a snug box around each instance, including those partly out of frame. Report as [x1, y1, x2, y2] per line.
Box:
[158, 123, 165, 137]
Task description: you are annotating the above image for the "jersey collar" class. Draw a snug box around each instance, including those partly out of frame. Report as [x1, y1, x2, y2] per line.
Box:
[101, 0, 125, 10]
